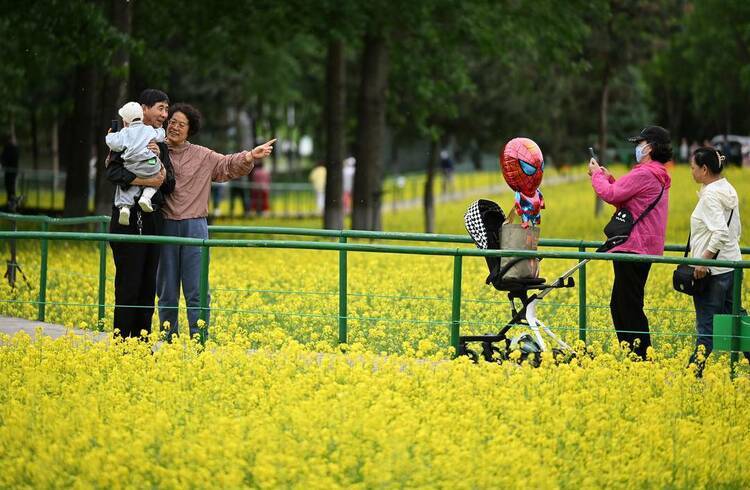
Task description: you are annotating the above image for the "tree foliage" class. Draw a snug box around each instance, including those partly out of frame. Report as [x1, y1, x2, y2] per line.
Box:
[1, 0, 749, 217]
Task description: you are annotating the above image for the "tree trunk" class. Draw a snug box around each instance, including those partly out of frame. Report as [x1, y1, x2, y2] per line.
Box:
[246, 107, 257, 147]
[286, 104, 295, 171]
[51, 120, 59, 188]
[324, 39, 346, 230]
[252, 95, 263, 147]
[63, 64, 97, 216]
[29, 109, 38, 171]
[423, 139, 439, 234]
[352, 33, 389, 231]
[95, 0, 131, 216]
[260, 100, 280, 172]
[9, 113, 16, 142]
[594, 73, 610, 217]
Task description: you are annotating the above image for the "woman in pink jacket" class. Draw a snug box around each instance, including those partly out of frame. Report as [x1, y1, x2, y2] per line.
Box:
[588, 126, 672, 359]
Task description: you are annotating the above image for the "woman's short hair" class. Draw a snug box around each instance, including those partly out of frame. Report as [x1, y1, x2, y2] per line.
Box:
[649, 141, 673, 164]
[168, 103, 202, 138]
[693, 146, 726, 174]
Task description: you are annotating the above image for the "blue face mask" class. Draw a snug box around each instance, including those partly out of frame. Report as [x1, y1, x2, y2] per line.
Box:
[635, 143, 649, 163]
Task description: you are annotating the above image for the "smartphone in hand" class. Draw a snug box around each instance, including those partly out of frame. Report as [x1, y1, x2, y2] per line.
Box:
[111, 119, 121, 132]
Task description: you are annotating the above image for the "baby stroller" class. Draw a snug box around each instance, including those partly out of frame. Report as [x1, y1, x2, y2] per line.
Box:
[462, 199, 585, 364]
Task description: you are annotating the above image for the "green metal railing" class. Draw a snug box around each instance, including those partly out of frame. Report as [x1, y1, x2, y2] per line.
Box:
[1, 212, 749, 365]
[207, 225, 750, 351]
[0, 212, 109, 325]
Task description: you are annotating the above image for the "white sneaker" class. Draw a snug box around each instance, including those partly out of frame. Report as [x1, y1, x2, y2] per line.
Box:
[118, 206, 130, 225]
[138, 197, 154, 212]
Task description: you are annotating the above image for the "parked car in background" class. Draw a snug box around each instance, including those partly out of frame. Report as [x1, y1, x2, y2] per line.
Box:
[710, 134, 750, 166]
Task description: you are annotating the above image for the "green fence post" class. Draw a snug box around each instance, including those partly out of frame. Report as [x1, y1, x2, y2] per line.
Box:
[450, 254, 463, 357]
[339, 236, 348, 344]
[37, 222, 49, 321]
[198, 245, 210, 344]
[97, 221, 107, 330]
[578, 245, 587, 343]
[730, 267, 743, 377]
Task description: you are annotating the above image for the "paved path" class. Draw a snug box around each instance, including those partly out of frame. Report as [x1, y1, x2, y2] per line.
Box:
[0, 315, 108, 342]
[385, 173, 586, 212]
[222, 172, 586, 219]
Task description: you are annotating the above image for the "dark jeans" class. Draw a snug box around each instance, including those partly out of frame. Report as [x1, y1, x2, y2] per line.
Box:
[689, 271, 750, 371]
[611, 257, 652, 360]
[109, 207, 161, 338]
[693, 271, 734, 355]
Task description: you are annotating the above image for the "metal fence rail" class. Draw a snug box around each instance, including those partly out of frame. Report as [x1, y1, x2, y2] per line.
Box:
[1, 212, 748, 368]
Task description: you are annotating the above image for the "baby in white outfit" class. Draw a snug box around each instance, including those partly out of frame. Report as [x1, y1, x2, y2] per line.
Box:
[105, 101, 165, 225]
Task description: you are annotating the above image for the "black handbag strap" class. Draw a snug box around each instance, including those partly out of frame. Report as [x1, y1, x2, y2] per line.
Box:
[683, 208, 734, 258]
[632, 184, 665, 227]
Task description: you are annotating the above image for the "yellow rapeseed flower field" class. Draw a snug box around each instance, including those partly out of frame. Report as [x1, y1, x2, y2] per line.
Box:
[0, 332, 749, 488]
[1, 164, 749, 487]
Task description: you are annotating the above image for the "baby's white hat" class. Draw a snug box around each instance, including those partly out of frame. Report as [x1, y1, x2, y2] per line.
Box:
[118, 102, 143, 124]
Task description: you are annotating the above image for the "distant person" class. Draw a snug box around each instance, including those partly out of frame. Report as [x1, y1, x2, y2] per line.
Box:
[309, 162, 326, 214]
[250, 160, 271, 216]
[211, 181, 228, 217]
[686, 147, 749, 375]
[689, 140, 700, 159]
[440, 149, 454, 194]
[342, 157, 355, 214]
[105, 101, 166, 225]
[229, 176, 250, 217]
[588, 125, 672, 360]
[1, 134, 19, 204]
[679, 138, 689, 163]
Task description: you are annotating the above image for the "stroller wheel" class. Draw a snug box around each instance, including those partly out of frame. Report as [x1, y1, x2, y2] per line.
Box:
[464, 347, 479, 363]
[481, 341, 504, 363]
[523, 351, 541, 367]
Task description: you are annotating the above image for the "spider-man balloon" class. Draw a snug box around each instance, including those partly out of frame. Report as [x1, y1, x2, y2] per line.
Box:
[501, 137, 544, 196]
[500, 137, 545, 227]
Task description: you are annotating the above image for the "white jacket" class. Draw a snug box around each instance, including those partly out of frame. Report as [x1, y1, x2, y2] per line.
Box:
[690, 178, 742, 275]
[105, 121, 165, 164]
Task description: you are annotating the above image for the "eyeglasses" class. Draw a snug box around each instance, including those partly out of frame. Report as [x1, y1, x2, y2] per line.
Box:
[168, 120, 188, 129]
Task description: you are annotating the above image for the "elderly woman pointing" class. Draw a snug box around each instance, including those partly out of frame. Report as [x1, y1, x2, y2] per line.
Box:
[157, 103, 275, 339]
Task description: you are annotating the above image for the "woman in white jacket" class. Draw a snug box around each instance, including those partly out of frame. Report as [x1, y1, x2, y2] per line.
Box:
[687, 147, 747, 373]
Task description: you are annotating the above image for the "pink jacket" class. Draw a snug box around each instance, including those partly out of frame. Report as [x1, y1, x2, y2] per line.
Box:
[591, 161, 671, 255]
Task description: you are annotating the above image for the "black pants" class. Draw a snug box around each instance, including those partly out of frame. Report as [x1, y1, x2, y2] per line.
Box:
[4, 169, 17, 201]
[109, 207, 161, 338]
[230, 184, 249, 214]
[611, 258, 652, 359]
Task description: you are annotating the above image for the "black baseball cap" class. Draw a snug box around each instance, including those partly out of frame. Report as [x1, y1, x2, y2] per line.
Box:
[627, 125, 671, 145]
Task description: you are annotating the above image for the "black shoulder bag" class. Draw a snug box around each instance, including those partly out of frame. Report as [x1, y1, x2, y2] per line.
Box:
[673, 209, 734, 296]
[597, 185, 665, 252]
